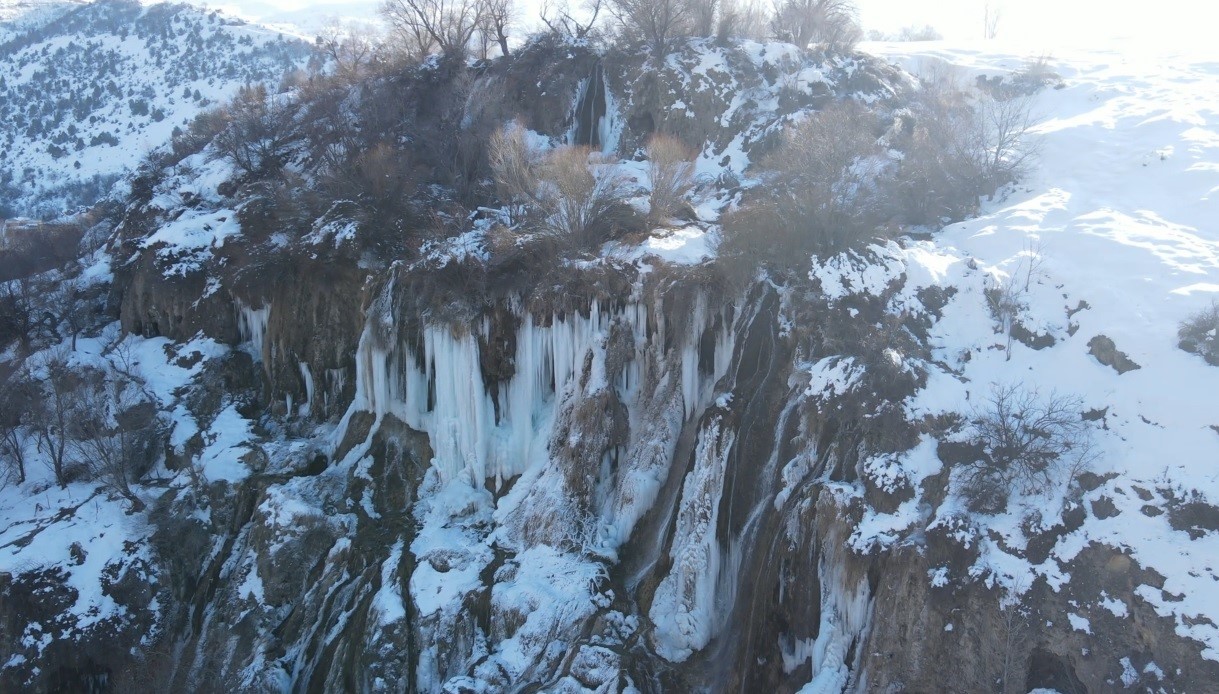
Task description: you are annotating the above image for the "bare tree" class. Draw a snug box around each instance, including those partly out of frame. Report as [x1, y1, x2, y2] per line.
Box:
[984, 1, 1002, 40]
[69, 367, 154, 512]
[645, 133, 697, 225]
[477, 0, 514, 57]
[213, 84, 300, 176]
[895, 75, 1039, 225]
[0, 278, 38, 352]
[690, 0, 718, 36]
[606, 0, 694, 58]
[961, 384, 1095, 512]
[998, 585, 1029, 694]
[381, 0, 488, 58]
[47, 278, 92, 351]
[978, 92, 1040, 189]
[540, 0, 603, 40]
[989, 271, 1024, 362]
[770, 0, 861, 51]
[315, 22, 383, 82]
[715, 0, 770, 42]
[30, 348, 74, 488]
[0, 374, 33, 485]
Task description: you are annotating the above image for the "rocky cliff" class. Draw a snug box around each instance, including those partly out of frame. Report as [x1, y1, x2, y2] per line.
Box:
[2, 33, 1218, 694]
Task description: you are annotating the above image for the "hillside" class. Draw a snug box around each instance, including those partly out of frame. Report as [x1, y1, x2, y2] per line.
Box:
[0, 0, 314, 218]
[0, 26, 1217, 694]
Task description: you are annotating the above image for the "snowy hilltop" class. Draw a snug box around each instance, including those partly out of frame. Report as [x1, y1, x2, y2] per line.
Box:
[1, 7, 1218, 692]
[0, 0, 313, 218]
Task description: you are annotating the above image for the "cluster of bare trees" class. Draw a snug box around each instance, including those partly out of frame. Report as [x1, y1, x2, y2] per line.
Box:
[605, 0, 859, 57]
[0, 344, 162, 511]
[380, 0, 516, 60]
[377, 0, 862, 64]
[718, 66, 1040, 275]
[212, 84, 301, 177]
[489, 122, 699, 242]
[720, 101, 885, 269]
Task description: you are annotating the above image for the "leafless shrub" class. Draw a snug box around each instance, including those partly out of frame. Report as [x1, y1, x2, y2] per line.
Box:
[1178, 300, 1219, 366]
[896, 76, 1039, 225]
[770, 0, 861, 51]
[488, 121, 539, 224]
[984, 242, 1044, 361]
[646, 133, 696, 225]
[719, 101, 884, 271]
[317, 142, 424, 234]
[536, 146, 634, 243]
[170, 109, 232, 164]
[960, 384, 1095, 513]
[487, 128, 634, 244]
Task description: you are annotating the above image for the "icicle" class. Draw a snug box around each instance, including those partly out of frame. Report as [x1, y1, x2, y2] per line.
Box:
[235, 302, 271, 363]
[299, 362, 314, 417]
[342, 289, 736, 490]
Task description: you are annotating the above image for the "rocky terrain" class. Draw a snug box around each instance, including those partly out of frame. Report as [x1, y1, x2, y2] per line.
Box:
[1, 6, 1218, 693]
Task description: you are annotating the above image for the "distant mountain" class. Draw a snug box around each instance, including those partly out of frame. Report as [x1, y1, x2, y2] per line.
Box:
[0, 0, 315, 218]
[196, 0, 385, 35]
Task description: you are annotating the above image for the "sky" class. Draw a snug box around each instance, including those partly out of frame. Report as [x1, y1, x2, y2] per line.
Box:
[181, 0, 1218, 53]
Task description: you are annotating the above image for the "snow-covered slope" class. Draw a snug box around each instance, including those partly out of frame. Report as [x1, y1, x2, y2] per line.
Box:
[854, 40, 1219, 661]
[0, 0, 314, 217]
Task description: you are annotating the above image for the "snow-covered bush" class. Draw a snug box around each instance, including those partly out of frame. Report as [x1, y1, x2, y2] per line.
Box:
[1178, 301, 1219, 366]
[960, 385, 1094, 513]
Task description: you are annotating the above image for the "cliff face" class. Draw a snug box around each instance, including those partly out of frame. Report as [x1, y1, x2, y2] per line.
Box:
[3, 36, 1219, 694]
